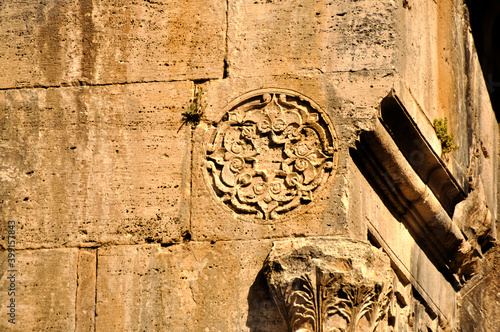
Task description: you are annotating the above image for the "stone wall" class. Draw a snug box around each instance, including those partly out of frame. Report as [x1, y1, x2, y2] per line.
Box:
[0, 0, 498, 331]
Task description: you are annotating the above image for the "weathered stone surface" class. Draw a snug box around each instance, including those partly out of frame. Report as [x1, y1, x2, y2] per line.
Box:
[0, 1, 82, 88]
[91, 0, 226, 84]
[264, 237, 394, 332]
[76, 249, 96, 332]
[391, 82, 443, 157]
[458, 17, 498, 219]
[397, 0, 498, 207]
[0, 81, 192, 248]
[95, 241, 285, 331]
[0, 0, 225, 88]
[397, 0, 466, 125]
[191, 73, 394, 242]
[453, 180, 495, 253]
[0, 0, 497, 331]
[0, 248, 78, 331]
[469, 47, 500, 224]
[228, 0, 397, 77]
[95, 245, 163, 331]
[348, 156, 457, 326]
[205, 88, 339, 221]
[459, 246, 500, 332]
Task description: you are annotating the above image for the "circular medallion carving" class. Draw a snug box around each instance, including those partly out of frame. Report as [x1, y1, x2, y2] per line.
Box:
[205, 89, 338, 221]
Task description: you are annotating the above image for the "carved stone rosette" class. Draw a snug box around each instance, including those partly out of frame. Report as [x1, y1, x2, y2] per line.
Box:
[205, 89, 338, 221]
[264, 238, 394, 332]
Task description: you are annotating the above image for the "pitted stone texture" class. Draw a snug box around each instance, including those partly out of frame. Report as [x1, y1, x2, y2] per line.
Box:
[0, 248, 78, 331]
[76, 249, 97, 332]
[228, 0, 397, 77]
[91, 0, 225, 84]
[0, 0, 225, 89]
[0, 1, 82, 88]
[96, 245, 164, 331]
[205, 89, 338, 221]
[0, 82, 191, 248]
[95, 242, 285, 331]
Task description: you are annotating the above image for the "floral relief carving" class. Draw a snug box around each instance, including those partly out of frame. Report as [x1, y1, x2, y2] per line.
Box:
[264, 238, 394, 332]
[205, 89, 338, 220]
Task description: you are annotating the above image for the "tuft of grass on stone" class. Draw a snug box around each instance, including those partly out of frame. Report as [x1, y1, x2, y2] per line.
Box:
[433, 117, 458, 153]
[181, 87, 204, 129]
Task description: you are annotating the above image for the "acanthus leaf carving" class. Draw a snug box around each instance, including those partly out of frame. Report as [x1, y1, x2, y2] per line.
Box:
[264, 238, 394, 332]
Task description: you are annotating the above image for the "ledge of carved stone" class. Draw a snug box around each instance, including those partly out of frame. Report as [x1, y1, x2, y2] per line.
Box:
[263, 237, 394, 332]
[352, 116, 478, 284]
[379, 91, 466, 215]
[453, 179, 496, 256]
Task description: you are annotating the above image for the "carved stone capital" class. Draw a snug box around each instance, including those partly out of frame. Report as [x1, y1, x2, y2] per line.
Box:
[205, 89, 338, 221]
[264, 238, 394, 332]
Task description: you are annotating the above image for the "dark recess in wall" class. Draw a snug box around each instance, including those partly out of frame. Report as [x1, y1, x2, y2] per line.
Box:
[466, 0, 500, 120]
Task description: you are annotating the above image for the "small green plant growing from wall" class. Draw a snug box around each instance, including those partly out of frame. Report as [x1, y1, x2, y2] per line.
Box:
[433, 117, 458, 153]
[181, 87, 204, 129]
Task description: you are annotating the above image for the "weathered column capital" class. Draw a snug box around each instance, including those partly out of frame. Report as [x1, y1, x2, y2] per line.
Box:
[264, 238, 394, 332]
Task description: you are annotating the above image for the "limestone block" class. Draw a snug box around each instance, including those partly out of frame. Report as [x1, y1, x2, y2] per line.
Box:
[0, 1, 82, 88]
[192, 85, 340, 240]
[95, 245, 163, 331]
[228, 0, 397, 77]
[397, 0, 494, 198]
[409, 246, 456, 325]
[0, 0, 225, 89]
[472, 58, 499, 223]
[347, 156, 412, 260]
[160, 241, 285, 331]
[391, 82, 442, 157]
[396, 0, 439, 120]
[95, 241, 285, 331]
[0, 81, 192, 248]
[190, 73, 394, 242]
[0, 248, 78, 331]
[91, 0, 226, 84]
[76, 249, 96, 332]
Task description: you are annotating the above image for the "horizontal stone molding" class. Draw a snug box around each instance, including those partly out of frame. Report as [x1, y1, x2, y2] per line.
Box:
[352, 114, 475, 284]
[379, 92, 467, 215]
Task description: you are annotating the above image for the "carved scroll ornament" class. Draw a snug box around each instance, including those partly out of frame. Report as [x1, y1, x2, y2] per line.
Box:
[205, 89, 338, 221]
[264, 238, 394, 332]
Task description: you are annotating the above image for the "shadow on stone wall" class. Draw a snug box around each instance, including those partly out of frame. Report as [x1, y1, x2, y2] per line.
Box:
[246, 269, 287, 332]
